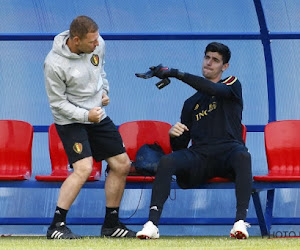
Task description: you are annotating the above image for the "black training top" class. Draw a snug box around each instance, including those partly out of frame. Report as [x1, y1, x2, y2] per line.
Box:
[170, 73, 244, 151]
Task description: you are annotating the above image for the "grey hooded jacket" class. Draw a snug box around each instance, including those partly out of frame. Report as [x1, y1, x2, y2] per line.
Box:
[44, 30, 109, 125]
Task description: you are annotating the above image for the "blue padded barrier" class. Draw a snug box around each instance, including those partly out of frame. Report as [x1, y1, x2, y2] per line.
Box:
[1, 180, 300, 237]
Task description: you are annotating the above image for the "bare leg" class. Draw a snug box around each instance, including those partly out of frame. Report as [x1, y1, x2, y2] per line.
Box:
[101, 152, 137, 237]
[105, 153, 131, 207]
[57, 157, 93, 209]
[48, 156, 93, 238]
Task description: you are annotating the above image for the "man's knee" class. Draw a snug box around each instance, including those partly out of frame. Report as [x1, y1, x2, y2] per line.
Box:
[236, 151, 251, 163]
[107, 153, 131, 176]
[159, 154, 176, 168]
[155, 154, 179, 176]
[72, 157, 93, 179]
[229, 150, 252, 172]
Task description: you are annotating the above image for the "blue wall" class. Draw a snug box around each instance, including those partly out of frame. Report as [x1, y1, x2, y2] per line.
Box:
[0, 0, 299, 236]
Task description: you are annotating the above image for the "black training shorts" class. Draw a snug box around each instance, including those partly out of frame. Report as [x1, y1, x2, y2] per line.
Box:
[55, 116, 126, 165]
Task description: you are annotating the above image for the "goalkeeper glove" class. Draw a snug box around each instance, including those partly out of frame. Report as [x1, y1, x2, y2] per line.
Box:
[150, 64, 184, 80]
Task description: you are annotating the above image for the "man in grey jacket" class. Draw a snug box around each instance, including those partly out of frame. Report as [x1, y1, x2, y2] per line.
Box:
[44, 15, 135, 239]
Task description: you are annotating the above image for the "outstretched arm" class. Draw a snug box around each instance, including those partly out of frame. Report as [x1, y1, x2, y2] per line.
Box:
[149, 64, 238, 98]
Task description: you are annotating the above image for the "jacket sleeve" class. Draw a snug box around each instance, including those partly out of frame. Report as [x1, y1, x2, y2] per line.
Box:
[181, 73, 242, 101]
[170, 100, 192, 151]
[44, 63, 89, 123]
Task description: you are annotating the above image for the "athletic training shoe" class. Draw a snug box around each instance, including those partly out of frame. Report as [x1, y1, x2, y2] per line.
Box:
[101, 223, 136, 238]
[230, 220, 250, 239]
[47, 222, 82, 239]
[136, 221, 159, 239]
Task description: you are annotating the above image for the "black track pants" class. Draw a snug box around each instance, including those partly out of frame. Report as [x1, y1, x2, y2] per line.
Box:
[149, 143, 252, 224]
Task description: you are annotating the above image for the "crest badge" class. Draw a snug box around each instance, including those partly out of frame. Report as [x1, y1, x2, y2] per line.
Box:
[73, 142, 83, 154]
[91, 54, 99, 66]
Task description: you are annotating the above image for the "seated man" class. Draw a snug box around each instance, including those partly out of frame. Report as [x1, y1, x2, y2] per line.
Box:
[136, 42, 252, 239]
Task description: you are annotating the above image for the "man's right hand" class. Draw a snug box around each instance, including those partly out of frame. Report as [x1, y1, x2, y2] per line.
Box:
[169, 122, 189, 138]
[88, 107, 104, 123]
[150, 64, 179, 79]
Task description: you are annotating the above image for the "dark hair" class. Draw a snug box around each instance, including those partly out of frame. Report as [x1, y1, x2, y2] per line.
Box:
[69, 16, 98, 39]
[205, 42, 231, 64]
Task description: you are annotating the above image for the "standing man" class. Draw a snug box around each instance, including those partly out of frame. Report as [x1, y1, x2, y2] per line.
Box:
[44, 15, 136, 239]
[136, 42, 252, 239]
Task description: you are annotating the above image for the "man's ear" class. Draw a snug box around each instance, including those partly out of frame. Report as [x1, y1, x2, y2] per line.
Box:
[73, 36, 80, 45]
[222, 63, 229, 72]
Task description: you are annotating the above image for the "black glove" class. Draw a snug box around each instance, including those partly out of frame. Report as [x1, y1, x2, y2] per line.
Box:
[135, 68, 155, 79]
[135, 64, 173, 79]
[135, 64, 184, 90]
[135, 64, 171, 90]
[150, 64, 180, 79]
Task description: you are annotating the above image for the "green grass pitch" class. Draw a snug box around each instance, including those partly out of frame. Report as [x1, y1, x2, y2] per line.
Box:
[0, 236, 300, 250]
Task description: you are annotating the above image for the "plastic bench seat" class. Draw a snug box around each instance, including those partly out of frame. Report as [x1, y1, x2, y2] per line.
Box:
[254, 120, 300, 182]
[0, 120, 33, 180]
[252, 120, 300, 235]
[35, 123, 101, 182]
[118, 120, 172, 182]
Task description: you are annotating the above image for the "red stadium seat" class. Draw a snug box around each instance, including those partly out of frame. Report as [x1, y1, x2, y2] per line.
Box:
[119, 121, 246, 183]
[118, 120, 172, 182]
[254, 120, 300, 181]
[0, 120, 33, 180]
[35, 123, 101, 182]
